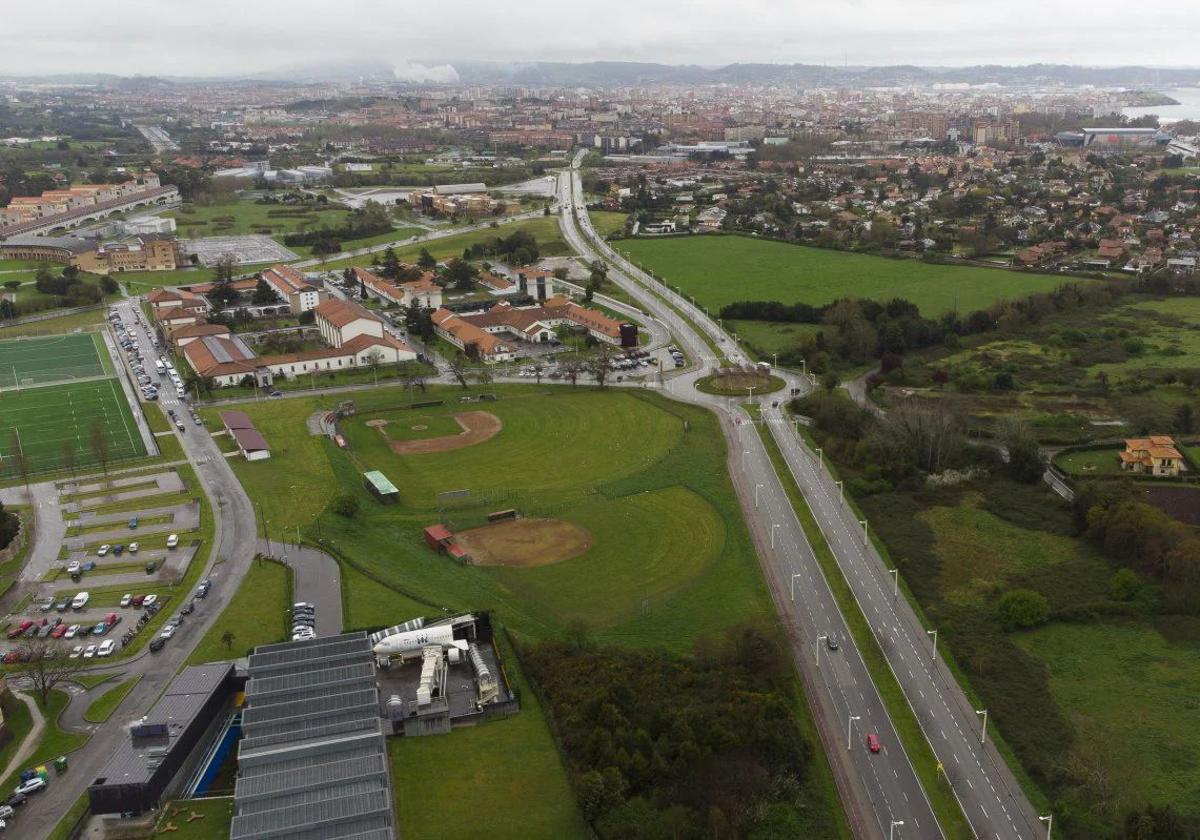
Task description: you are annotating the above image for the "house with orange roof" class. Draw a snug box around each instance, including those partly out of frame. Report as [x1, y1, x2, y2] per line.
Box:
[1119, 435, 1186, 477]
[351, 267, 442, 309]
[261, 264, 322, 314]
[431, 308, 516, 362]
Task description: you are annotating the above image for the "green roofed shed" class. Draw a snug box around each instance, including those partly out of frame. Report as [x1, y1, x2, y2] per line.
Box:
[363, 470, 399, 503]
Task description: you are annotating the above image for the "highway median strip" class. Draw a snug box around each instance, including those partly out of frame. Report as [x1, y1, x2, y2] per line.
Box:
[751, 412, 975, 840]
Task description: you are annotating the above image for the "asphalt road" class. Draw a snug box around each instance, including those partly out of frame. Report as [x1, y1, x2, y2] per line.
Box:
[13, 298, 259, 839]
[557, 160, 940, 839]
[561, 153, 1042, 839]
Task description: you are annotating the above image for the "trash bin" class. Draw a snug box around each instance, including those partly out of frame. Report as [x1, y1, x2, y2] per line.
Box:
[34, 765, 49, 780]
[54, 756, 68, 774]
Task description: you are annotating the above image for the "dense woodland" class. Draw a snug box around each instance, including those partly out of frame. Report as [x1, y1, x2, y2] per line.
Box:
[523, 626, 820, 839]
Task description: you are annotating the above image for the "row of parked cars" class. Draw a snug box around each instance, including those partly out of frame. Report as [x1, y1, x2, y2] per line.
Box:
[292, 602, 316, 641]
[1, 768, 51, 830]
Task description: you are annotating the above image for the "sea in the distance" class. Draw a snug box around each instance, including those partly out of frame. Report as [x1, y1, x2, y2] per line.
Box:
[1123, 87, 1200, 123]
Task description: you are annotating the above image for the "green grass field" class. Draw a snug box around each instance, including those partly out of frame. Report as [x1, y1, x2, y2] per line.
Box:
[188, 558, 291, 663]
[212, 382, 842, 837]
[1016, 622, 1200, 810]
[1055, 447, 1125, 477]
[0, 332, 109, 387]
[118, 267, 218, 294]
[83, 676, 140, 723]
[321, 217, 571, 271]
[0, 379, 145, 476]
[0, 309, 106, 338]
[621, 235, 1074, 317]
[166, 199, 353, 239]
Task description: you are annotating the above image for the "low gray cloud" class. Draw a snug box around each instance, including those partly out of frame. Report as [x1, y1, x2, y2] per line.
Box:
[1, 0, 1197, 77]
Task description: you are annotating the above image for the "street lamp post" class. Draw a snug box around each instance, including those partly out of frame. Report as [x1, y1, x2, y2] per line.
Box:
[889, 820, 904, 840]
[860, 519, 869, 544]
[976, 709, 989, 744]
[847, 715, 860, 750]
[836, 479, 844, 502]
[790, 573, 802, 601]
[1040, 814, 1053, 840]
[888, 568, 899, 600]
[755, 483, 763, 509]
[770, 523, 780, 549]
[815, 447, 823, 468]
[927, 628, 938, 660]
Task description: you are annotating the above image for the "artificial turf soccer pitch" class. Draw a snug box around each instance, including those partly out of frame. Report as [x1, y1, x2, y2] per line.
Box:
[0, 379, 144, 475]
[0, 332, 111, 388]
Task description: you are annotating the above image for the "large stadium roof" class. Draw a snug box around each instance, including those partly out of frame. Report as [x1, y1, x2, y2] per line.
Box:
[231, 632, 395, 840]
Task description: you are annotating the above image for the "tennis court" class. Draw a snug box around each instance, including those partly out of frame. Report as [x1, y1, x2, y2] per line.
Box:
[0, 332, 111, 389]
[0, 379, 145, 476]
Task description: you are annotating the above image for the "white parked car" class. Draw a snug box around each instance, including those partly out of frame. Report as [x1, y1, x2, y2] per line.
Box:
[66, 560, 81, 574]
[143, 594, 158, 608]
[97, 545, 110, 557]
[71, 592, 89, 610]
[97, 639, 115, 657]
[68, 645, 83, 659]
[82, 644, 97, 659]
[159, 625, 176, 640]
[64, 624, 80, 639]
[166, 534, 179, 549]
[119, 593, 132, 607]
[128, 542, 139, 553]
[13, 777, 46, 795]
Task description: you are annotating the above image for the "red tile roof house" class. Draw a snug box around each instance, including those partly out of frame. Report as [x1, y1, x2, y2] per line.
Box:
[455, 297, 627, 347]
[431, 308, 517, 362]
[351, 267, 442, 309]
[261, 264, 323, 313]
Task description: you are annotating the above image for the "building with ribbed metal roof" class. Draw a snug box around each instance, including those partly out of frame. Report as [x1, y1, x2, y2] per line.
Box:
[230, 632, 396, 840]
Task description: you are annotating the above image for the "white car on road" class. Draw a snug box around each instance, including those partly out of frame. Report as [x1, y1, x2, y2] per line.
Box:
[82, 644, 97, 659]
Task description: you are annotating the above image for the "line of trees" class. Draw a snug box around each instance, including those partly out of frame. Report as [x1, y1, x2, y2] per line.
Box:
[523, 625, 816, 838]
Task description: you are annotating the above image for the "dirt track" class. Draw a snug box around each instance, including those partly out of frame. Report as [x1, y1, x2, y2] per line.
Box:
[386, 411, 502, 454]
[456, 517, 592, 567]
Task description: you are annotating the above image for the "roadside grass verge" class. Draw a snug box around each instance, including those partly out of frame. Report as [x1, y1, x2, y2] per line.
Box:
[83, 675, 141, 723]
[187, 557, 291, 664]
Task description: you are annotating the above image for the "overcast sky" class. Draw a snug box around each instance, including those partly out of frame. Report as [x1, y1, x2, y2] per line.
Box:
[2, 0, 1199, 78]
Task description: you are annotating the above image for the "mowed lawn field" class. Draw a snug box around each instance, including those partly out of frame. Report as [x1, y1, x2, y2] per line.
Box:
[321, 217, 571, 271]
[0, 379, 144, 475]
[206, 383, 846, 839]
[0, 331, 111, 387]
[165, 199, 353, 239]
[621, 235, 1073, 316]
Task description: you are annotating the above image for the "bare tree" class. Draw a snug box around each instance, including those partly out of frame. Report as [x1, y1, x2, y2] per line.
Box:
[447, 353, 470, 389]
[533, 364, 544, 385]
[60, 438, 77, 479]
[8, 430, 29, 491]
[221, 630, 236, 650]
[588, 345, 616, 389]
[89, 422, 110, 477]
[561, 359, 584, 387]
[364, 348, 385, 385]
[15, 639, 84, 705]
[473, 367, 494, 386]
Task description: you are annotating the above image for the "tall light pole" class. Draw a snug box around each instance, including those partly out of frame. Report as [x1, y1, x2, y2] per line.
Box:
[847, 715, 860, 750]
[814, 447, 823, 468]
[742, 449, 750, 470]
[860, 519, 869, 544]
[755, 483, 763, 509]
[790, 573, 802, 601]
[888, 568, 899, 600]
[889, 820, 904, 840]
[816, 634, 827, 664]
[772, 352, 778, 368]
[836, 479, 844, 502]
[1039, 814, 1053, 840]
[770, 523, 781, 549]
[927, 628, 938, 660]
[976, 708, 989, 744]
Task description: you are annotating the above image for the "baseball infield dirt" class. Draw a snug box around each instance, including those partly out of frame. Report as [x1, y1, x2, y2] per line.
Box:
[385, 411, 502, 454]
[456, 518, 593, 567]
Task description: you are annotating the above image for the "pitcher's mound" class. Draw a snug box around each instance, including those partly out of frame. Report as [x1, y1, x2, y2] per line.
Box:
[457, 518, 592, 567]
[388, 411, 501, 454]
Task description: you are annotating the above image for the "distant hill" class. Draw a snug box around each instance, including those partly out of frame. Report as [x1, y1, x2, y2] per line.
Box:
[445, 60, 1200, 88]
